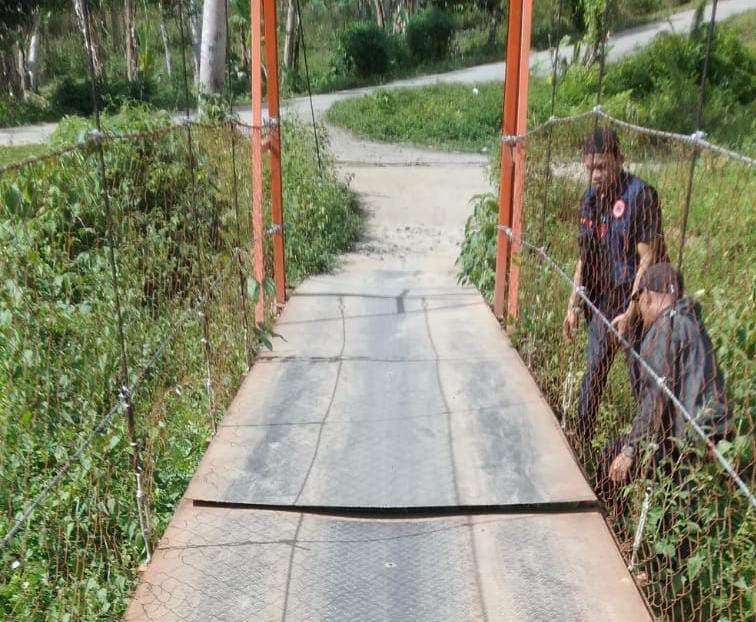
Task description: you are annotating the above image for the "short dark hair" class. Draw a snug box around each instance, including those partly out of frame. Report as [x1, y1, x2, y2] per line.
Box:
[639, 263, 684, 299]
[584, 128, 621, 158]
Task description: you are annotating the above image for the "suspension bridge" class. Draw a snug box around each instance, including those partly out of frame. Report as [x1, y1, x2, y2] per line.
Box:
[1, 1, 754, 621]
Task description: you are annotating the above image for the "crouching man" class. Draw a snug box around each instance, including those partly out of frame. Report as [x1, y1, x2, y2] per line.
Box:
[600, 263, 731, 494]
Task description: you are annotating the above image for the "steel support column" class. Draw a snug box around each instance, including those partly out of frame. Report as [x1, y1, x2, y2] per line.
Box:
[263, 0, 287, 307]
[493, 0, 533, 321]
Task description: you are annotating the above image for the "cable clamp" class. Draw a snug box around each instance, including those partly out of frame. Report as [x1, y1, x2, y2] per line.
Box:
[592, 105, 603, 114]
[656, 375, 667, 388]
[266, 116, 280, 129]
[118, 384, 131, 402]
[178, 115, 193, 126]
[496, 225, 514, 240]
[88, 129, 106, 144]
[501, 134, 520, 145]
[690, 130, 706, 143]
[548, 115, 558, 123]
[268, 223, 283, 235]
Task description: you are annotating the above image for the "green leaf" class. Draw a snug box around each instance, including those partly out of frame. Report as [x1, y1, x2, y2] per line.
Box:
[246, 277, 260, 304]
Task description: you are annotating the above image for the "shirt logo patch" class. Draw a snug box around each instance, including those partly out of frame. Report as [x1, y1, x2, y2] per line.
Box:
[612, 199, 626, 219]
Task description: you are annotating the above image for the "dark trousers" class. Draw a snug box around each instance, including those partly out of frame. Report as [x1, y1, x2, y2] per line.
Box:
[576, 307, 643, 452]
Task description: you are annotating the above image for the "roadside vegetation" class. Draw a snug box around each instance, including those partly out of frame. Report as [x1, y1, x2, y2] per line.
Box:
[327, 9, 756, 153]
[1, 1, 695, 128]
[0, 105, 358, 619]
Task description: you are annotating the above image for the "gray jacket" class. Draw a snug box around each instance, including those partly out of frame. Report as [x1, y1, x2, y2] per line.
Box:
[623, 297, 730, 456]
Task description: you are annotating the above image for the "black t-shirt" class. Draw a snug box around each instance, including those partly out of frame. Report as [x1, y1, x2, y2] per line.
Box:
[578, 171, 666, 314]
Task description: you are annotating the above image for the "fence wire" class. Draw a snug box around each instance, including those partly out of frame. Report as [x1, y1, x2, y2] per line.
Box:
[0, 118, 266, 620]
[496, 113, 755, 622]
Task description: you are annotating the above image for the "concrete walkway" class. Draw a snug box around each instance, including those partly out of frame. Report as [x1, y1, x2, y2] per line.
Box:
[124, 55, 653, 622]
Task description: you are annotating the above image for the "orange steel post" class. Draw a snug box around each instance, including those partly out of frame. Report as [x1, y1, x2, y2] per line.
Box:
[493, 0, 524, 319]
[263, 0, 287, 307]
[507, 0, 533, 320]
[250, 0, 265, 322]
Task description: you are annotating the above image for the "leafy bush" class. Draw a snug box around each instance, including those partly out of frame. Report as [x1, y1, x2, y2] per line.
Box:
[328, 20, 756, 153]
[406, 7, 455, 60]
[0, 106, 360, 619]
[336, 22, 392, 78]
[50, 76, 157, 117]
[0, 94, 53, 128]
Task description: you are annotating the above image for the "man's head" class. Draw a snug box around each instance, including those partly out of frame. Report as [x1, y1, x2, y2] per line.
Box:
[633, 263, 684, 327]
[583, 128, 624, 193]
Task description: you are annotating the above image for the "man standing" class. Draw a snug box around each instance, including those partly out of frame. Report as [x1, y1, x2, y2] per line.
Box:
[605, 263, 730, 486]
[563, 128, 666, 453]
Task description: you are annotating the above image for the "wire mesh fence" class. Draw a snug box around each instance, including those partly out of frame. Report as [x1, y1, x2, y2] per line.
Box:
[0, 116, 272, 619]
[501, 114, 755, 622]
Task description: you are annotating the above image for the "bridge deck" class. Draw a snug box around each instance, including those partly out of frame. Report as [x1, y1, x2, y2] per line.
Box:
[125, 265, 652, 621]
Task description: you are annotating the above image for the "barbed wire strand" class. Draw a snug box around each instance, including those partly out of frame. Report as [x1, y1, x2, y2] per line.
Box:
[0, 252, 241, 549]
[497, 224, 756, 509]
[80, 0, 152, 562]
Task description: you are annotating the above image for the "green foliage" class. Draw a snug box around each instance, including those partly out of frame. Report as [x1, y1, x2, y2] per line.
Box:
[455, 125, 755, 621]
[327, 83, 502, 152]
[327, 18, 756, 153]
[281, 118, 361, 282]
[49, 76, 157, 117]
[0, 95, 53, 128]
[406, 8, 455, 61]
[336, 21, 392, 78]
[0, 107, 360, 619]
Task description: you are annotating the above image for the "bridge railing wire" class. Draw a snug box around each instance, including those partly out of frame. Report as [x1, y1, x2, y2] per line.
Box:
[0, 111, 266, 618]
[489, 2, 754, 620]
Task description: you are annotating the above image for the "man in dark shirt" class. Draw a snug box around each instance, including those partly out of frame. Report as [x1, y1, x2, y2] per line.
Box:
[563, 128, 667, 454]
[605, 263, 730, 486]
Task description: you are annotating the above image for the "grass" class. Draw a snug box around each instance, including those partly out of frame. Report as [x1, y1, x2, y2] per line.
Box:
[0, 144, 47, 167]
[457, 115, 755, 622]
[326, 10, 756, 155]
[0, 109, 360, 620]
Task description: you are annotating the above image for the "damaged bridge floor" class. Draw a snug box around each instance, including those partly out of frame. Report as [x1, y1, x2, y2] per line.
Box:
[125, 120, 652, 621]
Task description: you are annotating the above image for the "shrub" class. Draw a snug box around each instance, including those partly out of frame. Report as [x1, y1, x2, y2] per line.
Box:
[336, 22, 391, 78]
[406, 7, 455, 61]
[50, 76, 156, 117]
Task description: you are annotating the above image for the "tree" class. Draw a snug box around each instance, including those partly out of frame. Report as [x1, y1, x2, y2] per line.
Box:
[198, 0, 227, 96]
[159, 0, 173, 78]
[372, 0, 385, 28]
[73, 0, 105, 79]
[124, 0, 138, 81]
[283, 0, 299, 72]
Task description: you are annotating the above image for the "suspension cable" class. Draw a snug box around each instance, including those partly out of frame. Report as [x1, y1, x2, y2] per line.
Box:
[293, 0, 323, 174]
[80, 0, 152, 562]
[677, 0, 719, 272]
[497, 225, 756, 509]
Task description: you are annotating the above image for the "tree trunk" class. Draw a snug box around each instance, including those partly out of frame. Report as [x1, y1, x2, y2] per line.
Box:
[124, 0, 138, 81]
[487, 3, 501, 48]
[283, 0, 299, 72]
[27, 10, 41, 92]
[372, 0, 385, 29]
[188, 0, 203, 84]
[199, 0, 227, 97]
[73, 0, 105, 79]
[159, 0, 173, 78]
[110, 0, 121, 53]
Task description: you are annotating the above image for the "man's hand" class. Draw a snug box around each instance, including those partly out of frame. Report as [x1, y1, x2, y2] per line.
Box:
[562, 307, 579, 342]
[608, 453, 634, 484]
[611, 307, 633, 338]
